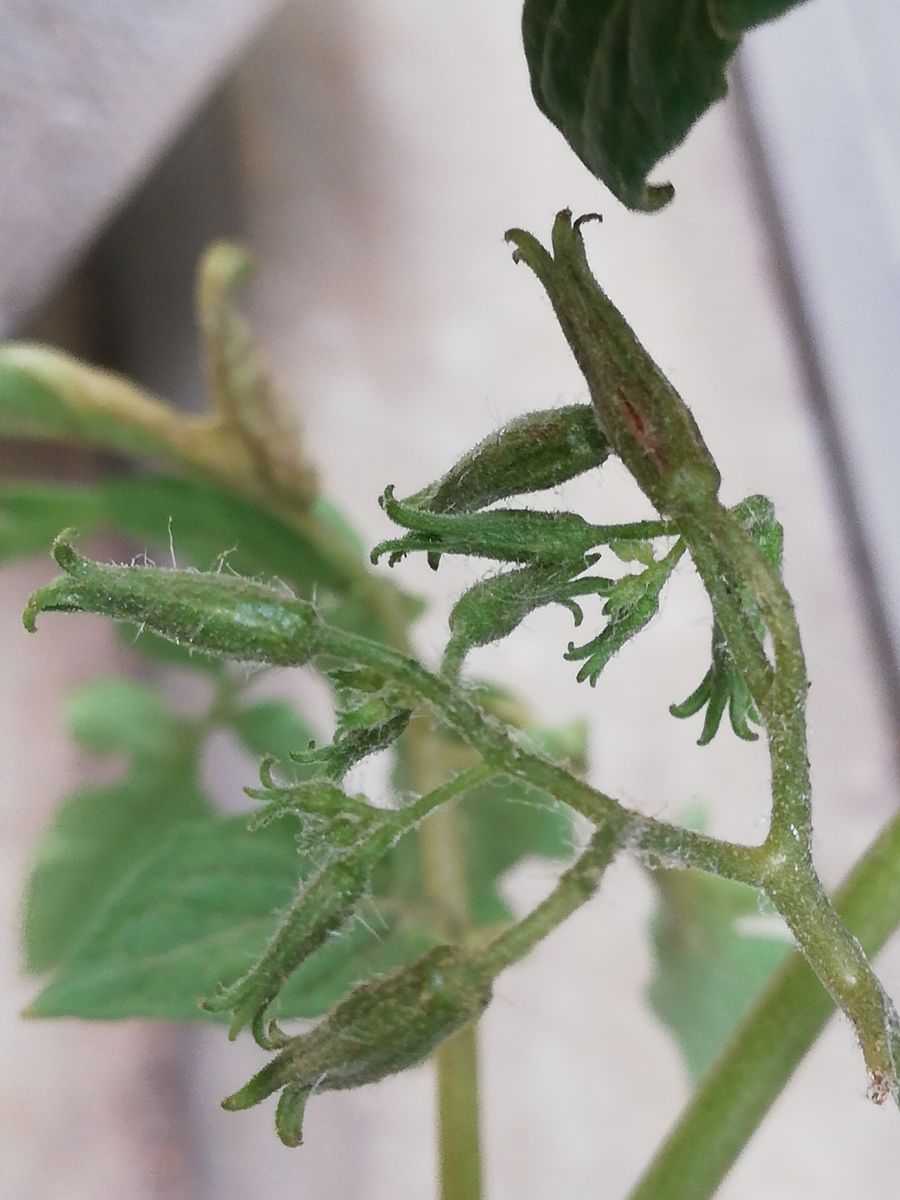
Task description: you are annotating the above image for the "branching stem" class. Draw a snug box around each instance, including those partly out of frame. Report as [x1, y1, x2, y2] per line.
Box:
[627, 805, 900, 1200]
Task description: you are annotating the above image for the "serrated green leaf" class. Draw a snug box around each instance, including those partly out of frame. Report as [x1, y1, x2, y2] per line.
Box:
[646, 868, 788, 1081]
[522, 0, 809, 211]
[28, 816, 438, 1022]
[23, 680, 210, 974]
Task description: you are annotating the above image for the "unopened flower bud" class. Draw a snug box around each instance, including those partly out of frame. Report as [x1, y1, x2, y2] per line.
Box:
[24, 531, 320, 667]
[222, 945, 491, 1146]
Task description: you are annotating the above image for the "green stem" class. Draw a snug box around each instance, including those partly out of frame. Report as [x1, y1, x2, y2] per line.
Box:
[313, 621, 763, 884]
[404, 762, 495, 829]
[764, 862, 900, 1098]
[436, 1025, 483, 1200]
[681, 509, 812, 853]
[627, 806, 900, 1200]
[480, 824, 622, 976]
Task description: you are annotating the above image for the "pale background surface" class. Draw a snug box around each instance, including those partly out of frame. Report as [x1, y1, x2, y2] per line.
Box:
[2, 2, 900, 1197]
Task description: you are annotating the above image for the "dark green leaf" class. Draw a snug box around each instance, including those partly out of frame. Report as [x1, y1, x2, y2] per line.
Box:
[646, 868, 788, 1080]
[522, 0, 809, 211]
[22, 680, 210, 974]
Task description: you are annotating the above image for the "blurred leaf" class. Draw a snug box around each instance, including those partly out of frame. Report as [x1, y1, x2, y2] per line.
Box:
[523, 719, 589, 773]
[522, 0, 808, 211]
[461, 774, 575, 925]
[196, 243, 317, 511]
[0, 342, 316, 513]
[0, 487, 105, 565]
[0, 476, 350, 594]
[385, 724, 582, 928]
[229, 699, 317, 768]
[0, 346, 196, 462]
[28, 816, 438, 1022]
[22, 680, 210, 974]
[646, 868, 788, 1081]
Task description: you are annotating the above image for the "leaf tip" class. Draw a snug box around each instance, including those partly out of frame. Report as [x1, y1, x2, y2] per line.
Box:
[635, 181, 675, 214]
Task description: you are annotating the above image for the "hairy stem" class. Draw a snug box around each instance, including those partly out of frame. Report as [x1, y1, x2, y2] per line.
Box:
[627, 805, 900, 1200]
[682, 507, 812, 852]
[312, 621, 763, 885]
[480, 823, 622, 976]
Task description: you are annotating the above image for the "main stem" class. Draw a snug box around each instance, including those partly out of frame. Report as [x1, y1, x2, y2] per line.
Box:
[408, 724, 486, 1200]
[436, 1027, 483, 1200]
[627, 804, 900, 1200]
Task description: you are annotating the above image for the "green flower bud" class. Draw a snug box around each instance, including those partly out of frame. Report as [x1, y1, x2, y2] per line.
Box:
[286, 687, 412, 782]
[564, 541, 684, 686]
[372, 486, 602, 567]
[246, 773, 383, 852]
[444, 561, 612, 675]
[23, 531, 320, 667]
[222, 945, 491, 1146]
[205, 781, 443, 1043]
[202, 811, 405, 1041]
[408, 404, 609, 516]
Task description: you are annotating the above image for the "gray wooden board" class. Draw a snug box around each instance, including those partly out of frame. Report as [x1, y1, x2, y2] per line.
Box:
[741, 0, 900, 652]
[0, 0, 282, 334]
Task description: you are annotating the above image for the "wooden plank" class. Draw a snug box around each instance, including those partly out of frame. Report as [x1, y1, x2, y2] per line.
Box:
[0, 0, 282, 334]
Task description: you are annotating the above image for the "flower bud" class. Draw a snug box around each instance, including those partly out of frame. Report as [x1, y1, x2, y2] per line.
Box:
[444, 562, 611, 675]
[372, 486, 601, 567]
[222, 945, 491, 1146]
[506, 213, 721, 515]
[408, 404, 609, 516]
[24, 531, 320, 667]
